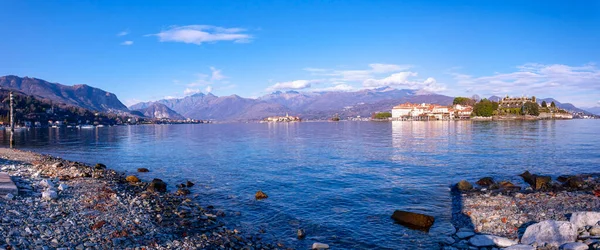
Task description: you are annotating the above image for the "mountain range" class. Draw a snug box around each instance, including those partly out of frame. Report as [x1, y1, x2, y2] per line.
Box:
[0, 75, 595, 121]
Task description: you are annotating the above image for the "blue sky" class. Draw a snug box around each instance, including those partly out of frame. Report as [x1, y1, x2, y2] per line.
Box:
[1, 0, 599, 107]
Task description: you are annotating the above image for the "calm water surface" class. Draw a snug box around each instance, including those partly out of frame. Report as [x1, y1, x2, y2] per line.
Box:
[1, 120, 599, 249]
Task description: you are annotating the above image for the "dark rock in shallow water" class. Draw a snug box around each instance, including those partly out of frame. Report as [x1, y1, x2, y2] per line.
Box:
[94, 163, 106, 170]
[391, 210, 435, 231]
[255, 190, 268, 200]
[456, 180, 473, 191]
[137, 168, 149, 172]
[519, 171, 551, 190]
[126, 175, 140, 183]
[476, 177, 495, 187]
[147, 178, 167, 193]
[297, 229, 306, 239]
[519, 171, 535, 186]
[186, 180, 194, 187]
[176, 188, 191, 196]
[564, 176, 584, 189]
[557, 175, 572, 183]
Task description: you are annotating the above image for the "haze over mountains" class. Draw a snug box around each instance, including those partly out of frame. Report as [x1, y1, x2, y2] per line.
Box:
[0, 75, 594, 121]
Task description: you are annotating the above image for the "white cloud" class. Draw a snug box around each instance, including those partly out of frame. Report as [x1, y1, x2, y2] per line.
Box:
[363, 72, 446, 92]
[266, 80, 319, 92]
[163, 96, 178, 100]
[117, 30, 129, 36]
[183, 88, 201, 95]
[205, 86, 213, 93]
[369, 63, 412, 73]
[150, 25, 252, 45]
[121, 41, 134, 45]
[210, 66, 225, 81]
[310, 84, 355, 92]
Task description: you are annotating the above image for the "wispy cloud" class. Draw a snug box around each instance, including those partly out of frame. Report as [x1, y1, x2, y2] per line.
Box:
[450, 63, 600, 106]
[310, 84, 355, 92]
[183, 88, 201, 95]
[150, 25, 252, 45]
[266, 80, 320, 92]
[205, 86, 213, 93]
[210, 66, 225, 81]
[121, 41, 134, 46]
[177, 67, 231, 96]
[117, 30, 129, 36]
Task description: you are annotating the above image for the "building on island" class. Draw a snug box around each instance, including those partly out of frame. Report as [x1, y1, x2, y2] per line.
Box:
[498, 96, 536, 109]
[263, 113, 301, 122]
[392, 103, 472, 120]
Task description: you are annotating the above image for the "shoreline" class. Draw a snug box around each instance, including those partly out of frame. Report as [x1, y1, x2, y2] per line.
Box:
[0, 148, 287, 249]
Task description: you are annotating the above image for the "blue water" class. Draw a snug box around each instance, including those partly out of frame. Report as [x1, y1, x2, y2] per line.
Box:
[1, 120, 599, 249]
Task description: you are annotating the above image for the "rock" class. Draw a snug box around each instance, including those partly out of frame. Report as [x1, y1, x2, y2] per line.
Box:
[176, 188, 191, 196]
[519, 171, 551, 190]
[468, 235, 495, 247]
[476, 177, 495, 187]
[52, 162, 63, 168]
[441, 236, 455, 245]
[560, 242, 589, 250]
[137, 168, 149, 172]
[90, 220, 106, 230]
[492, 236, 518, 247]
[391, 210, 435, 231]
[57, 184, 68, 191]
[126, 175, 140, 183]
[564, 176, 584, 189]
[457, 231, 475, 239]
[504, 245, 535, 250]
[590, 226, 600, 236]
[186, 181, 194, 187]
[570, 212, 600, 229]
[519, 171, 535, 186]
[147, 179, 167, 193]
[39, 179, 54, 188]
[255, 190, 268, 200]
[429, 222, 456, 236]
[94, 163, 106, 170]
[456, 180, 473, 191]
[4, 193, 14, 200]
[312, 242, 329, 249]
[521, 220, 578, 247]
[297, 229, 306, 239]
[42, 190, 58, 200]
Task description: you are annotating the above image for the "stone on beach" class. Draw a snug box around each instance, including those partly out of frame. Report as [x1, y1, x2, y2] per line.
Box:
[569, 212, 600, 229]
[468, 235, 495, 247]
[255, 190, 268, 200]
[312, 242, 329, 249]
[590, 226, 600, 236]
[94, 163, 106, 170]
[391, 210, 435, 230]
[520, 220, 578, 247]
[42, 190, 58, 200]
[476, 177, 495, 187]
[126, 175, 140, 183]
[560, 242, 589, 250]
[456, 180, 473, 191]
[519, 171, 551, 190]
[58, 183, 68, 191]
[504, 245, 535, 250]
[147, 178, 167, 193]
[429, 222, 456, 236]
[39, 179, 54, 188]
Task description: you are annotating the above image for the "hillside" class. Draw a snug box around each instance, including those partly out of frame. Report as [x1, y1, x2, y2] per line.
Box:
[133, 103, 185, 120]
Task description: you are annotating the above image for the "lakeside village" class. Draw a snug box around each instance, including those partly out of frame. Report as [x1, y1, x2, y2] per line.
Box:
[264, 96, 597, 123]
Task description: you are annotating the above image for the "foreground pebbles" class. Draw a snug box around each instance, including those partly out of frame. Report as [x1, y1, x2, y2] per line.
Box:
[0, 148, 288, 250]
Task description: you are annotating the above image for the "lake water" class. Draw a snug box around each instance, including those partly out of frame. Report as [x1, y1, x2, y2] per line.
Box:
[1, 120, 599, 249]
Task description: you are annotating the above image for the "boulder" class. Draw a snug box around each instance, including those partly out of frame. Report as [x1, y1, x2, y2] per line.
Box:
[492, 236, 518, 247]
[519, 171, 535, 186]
[557, 175, 572, 183]
[186, 181, 195, 187]
[519, 171, 551, 190]
[147, 179, 167, 193]
[570, 212, 600, 229]
[521, 220, 578, 247]
[456, 180, 473, 191]
[504, 245, 535, 250]
[476, 177, 495, 187]
[255, 190, 268, 200]
[297, 229, 306, 239]
[176, 188, 191, 196]
[312, 242, 329, 249]
[94, 163, 106, 170]
[564, 176, 584, 189]
[560, 242, 589, 250]
[58, 184, 69, 191]
[137, 168, 150, 173]
[391, 210, 435, 231]
[126, 175, 140, 183]
[42, 190, 58, 200]
[590, 226, 600, 236]
[468, 235, 495, 247]
[456, 231, 475, 239]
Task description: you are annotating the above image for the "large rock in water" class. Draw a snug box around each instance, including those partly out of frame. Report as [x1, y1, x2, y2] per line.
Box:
[569, 212, 600, 229]
[391, 210, 435, 231]
[519, 171, 551, 190]
[476, 177, 495, 187]
[456, 180, 473, 191]
[147, 179, 167, 193]
[520, 220, 577, 247]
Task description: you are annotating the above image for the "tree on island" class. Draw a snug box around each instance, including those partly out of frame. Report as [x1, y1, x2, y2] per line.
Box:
[453, 97, 475, 106]
[372, 112, 392, 119]
[472, 99, 499, 117]
[551, 101, 556, 108]
[522, 102, 540, 116]
[541, 101, 547, 108]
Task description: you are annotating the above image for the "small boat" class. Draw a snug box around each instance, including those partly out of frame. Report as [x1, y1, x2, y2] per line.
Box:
[80, 125, 95, 129]
[96, 125, 105, 128]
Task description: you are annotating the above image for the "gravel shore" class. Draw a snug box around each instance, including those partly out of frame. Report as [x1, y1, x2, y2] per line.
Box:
[0, 148, 288, 250]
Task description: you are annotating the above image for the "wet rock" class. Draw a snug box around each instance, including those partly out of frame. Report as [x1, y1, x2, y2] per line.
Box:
[147, 178, 167, 193]
[429, 222, 456, 236]
[176, 188, 191, 196]
[456, 231, 475, 239]
[456, 180, 473, 191]
[560, 242, 588, 250]
[312, 242, 329, 249]
[564, 176, 584, 189]
[521, 220, 578, 247]
[297, 229, 306, 239]
[126, 175, 140, 183]
[186, 180, 194, 187]
[94, 163, 106, 170]
[476, 177, 495, 187]
[4, 193, 14, 200]
[42, 190, 58, 200]
[255, 190, 268, 200]
[137, 168, 149, 172]
[519, 171, 551, 190]
[468, 235, 495, 247]
[504, 245, 535, 250]
[491, 236, 517, 247]
[52, 162, 63, 168]
[570, 212, 600, 229]
[391, 210, 435, 231]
